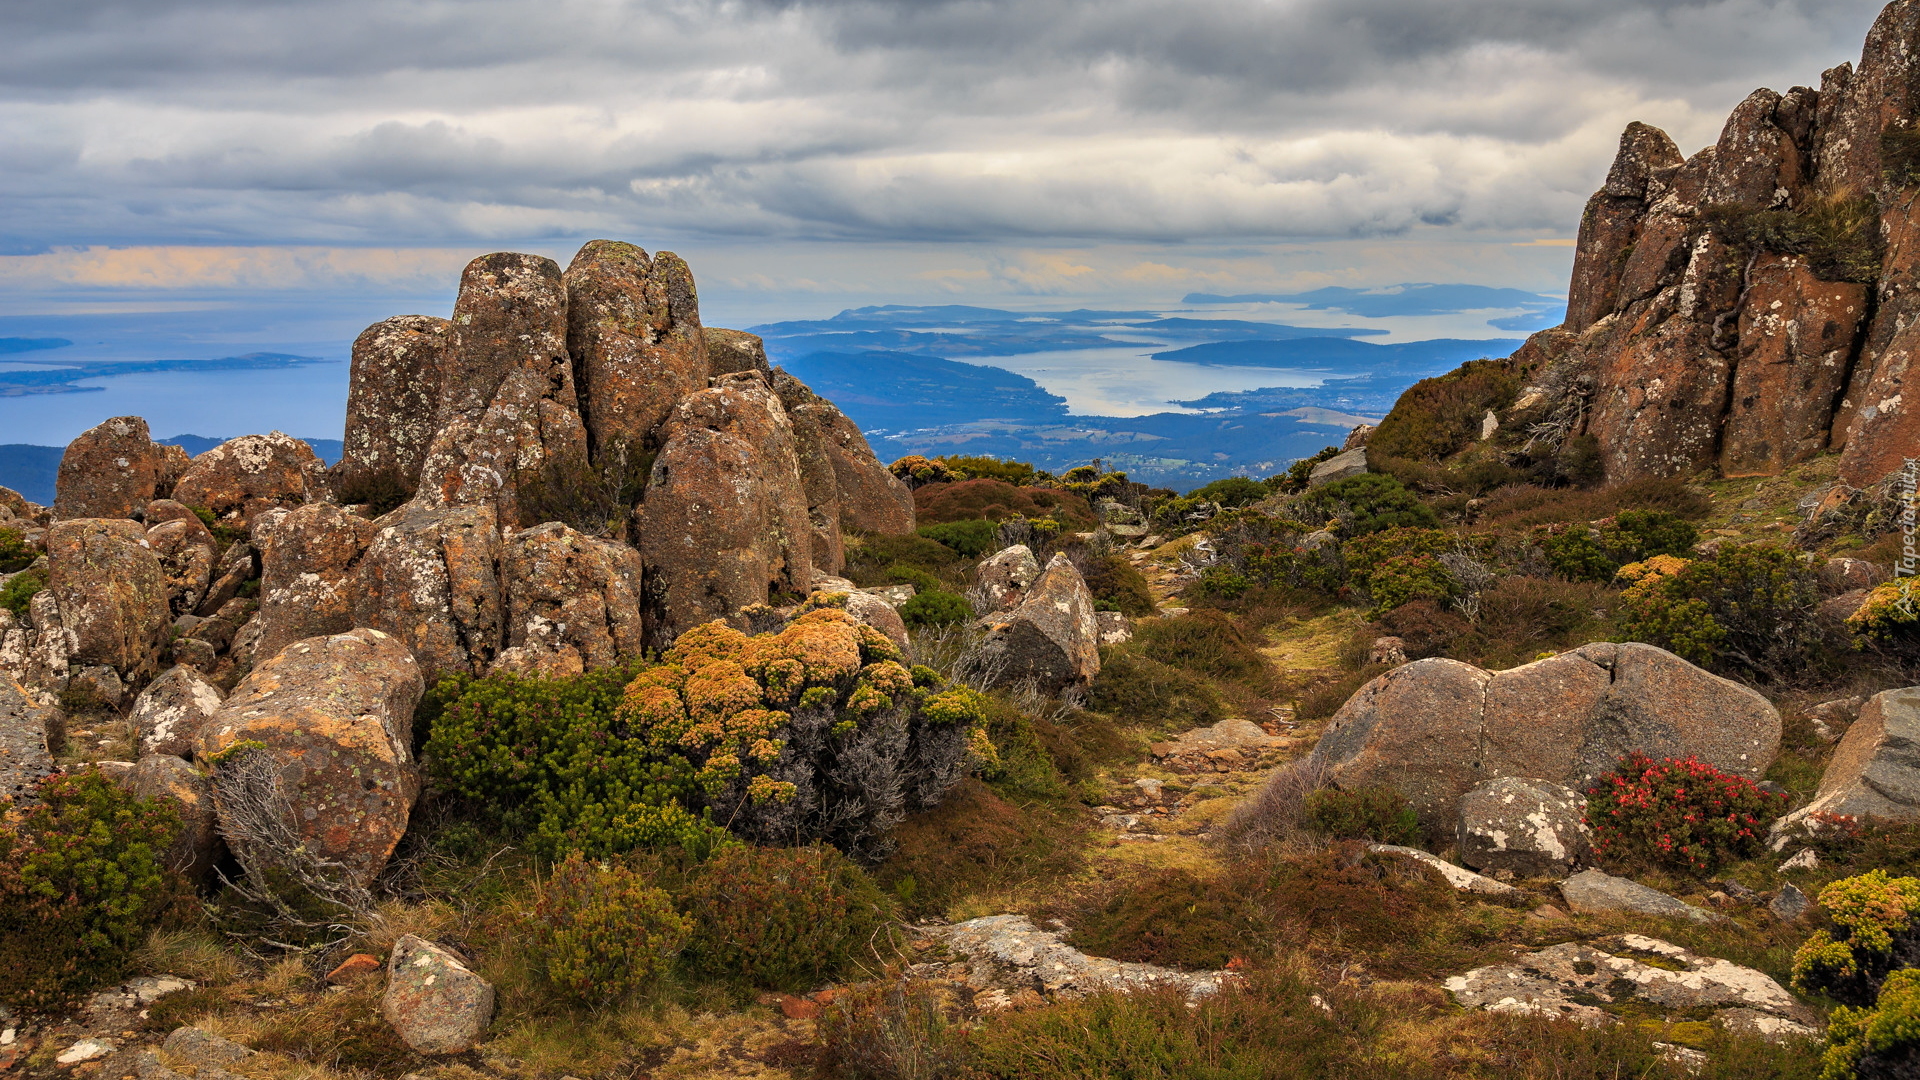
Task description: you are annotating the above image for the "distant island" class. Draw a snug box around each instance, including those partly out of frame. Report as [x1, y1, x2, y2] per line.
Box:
[0, 351, 332, 397]
[0, 337, 72, 354]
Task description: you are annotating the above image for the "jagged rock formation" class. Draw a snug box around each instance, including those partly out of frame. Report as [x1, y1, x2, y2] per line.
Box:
[337, 315, 450, 497]
[1497, 0, 1920, 487]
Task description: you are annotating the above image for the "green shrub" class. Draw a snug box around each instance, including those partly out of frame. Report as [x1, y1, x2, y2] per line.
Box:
[918, 519, 998, 558]
[1132, 610, 1271, 688]
[1301, 787, 1421, 846]
[1364, 555, 1459, 614]
[878, 778, 1083, 918]
[0, 565, 44, 616]
[883, 564, 944, 594]
[1082, 554, 1155, 616]
[913, 479, 1098, 528]
[977, 698, 1073, 801]
[815, 978, 970, 1080]
[1706, 192, 1881, 284]
[1793, 871, 1920, 1008]
[1543, 510, 1700, 583]
[1822, 966, 1920, 1080]
[0, 771, 182, 1009]
[1617, 544, 1821, 678]
[846, 533, 961, 589]
[1543, 526, 1614, 583]
[1367, 358, 1521, 462]
[900, 590, 972, 628]
[1186, 475, 1271, 507]
[0, 527, 32, 574]
[428, 610, 988, 861]
[1085, 649, 1226, 730]
[1585, 753, 1786, 876]
[531, 852, 691, 1006]
[938, 454, 1037, 487]
[1070, 869, 1262, 971]
[889, 455, 957, 489]
[1296, 473, 1439, 537]
[681, 844, 896, 991]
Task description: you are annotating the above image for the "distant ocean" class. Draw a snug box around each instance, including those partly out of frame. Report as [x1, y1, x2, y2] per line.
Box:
[0, 360, 350, 446]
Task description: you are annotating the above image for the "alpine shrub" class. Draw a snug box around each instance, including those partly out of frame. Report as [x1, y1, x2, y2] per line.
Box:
[681, 844, 896, 991]
[0, 565, 45, 617]
[1617, 544, 1820, 678]
[1081, 554, 1155, 617]
[1367, 359, 1521, 462]
[1542, 511, 1700, 583]
[889, 455, 957, 489]
[1186, 475, 1271, 508]
[918, 519, 998, 558]
[1296, 473, 1438, 537]
[531, 852, 691, 1006]
[936, 454, 1037, 487]
[1793, 871, 1920, 1008]
[429, 609, 990, 861]
[0, 526, 32, 574]
[1584, 753, 1786, 875]
[0, 771, 182, 1009]
[900, 590, 972, 628]
[1301, 787, 1422, 847]
[1822, 966, 1920, 1080]
[1085, 649, 1226, 730]
[1363, 554, 1459, 615]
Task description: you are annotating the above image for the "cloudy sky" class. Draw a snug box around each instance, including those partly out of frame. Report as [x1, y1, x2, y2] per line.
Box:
[0, 0, 1892, 323]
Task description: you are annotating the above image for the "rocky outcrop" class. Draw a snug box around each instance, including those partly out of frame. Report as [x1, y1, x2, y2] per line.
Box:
[1559, 869, 1725, 924]
[976, 553, 1100, 692]
[383, 935, 495, 1054]
[1456, 777, 1592, 878]
[170, 434, 328, 527]
[1307, 642, 1780, 832]
[564, 241, 708, 457]
[53, 416, 172, 521]
[498, 522, 645, 674]
[131, 664, 224, 759]
[638, 373, 815, 644]
[1480, 1, 1920, 486]
[47, 518, 171, 677]
[144, 506, 218, 617]
[1774, 686, 1920, 835]
[338, 315, 450, 495]
[977, 544, 1041, 610]
[351, 503, 504, 681]
[706, 327, 772, 376]
[254, 503, 380, 659]
[198, 628, 423, 890]
[934, 915, 1229, 1001]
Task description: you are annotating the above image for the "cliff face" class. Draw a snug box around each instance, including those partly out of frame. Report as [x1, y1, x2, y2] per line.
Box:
[1513, 0, 1920, 489]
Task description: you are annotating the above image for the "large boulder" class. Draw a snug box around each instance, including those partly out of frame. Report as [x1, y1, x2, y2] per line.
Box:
[119, 754, 221, 883]
[770, 370, 916, 537]
[197, 628, 424, 890]
[563, 241, 708, 455]
[706, 327, 772, 376]
[498, 522, 645, 674]
[1455, 777, 1592, 878]
[1775, 687, 1920, 836]
[194, 539, 256, 618]
[383, 935, 495, 1055]
[977, 544, 1041, 611]
[351, 503, 504, 681]
[52, 416, 171, 521]
[170, 433, 328, 527]
[131, 664, 225, 759]
[638, 372, 815, 644]
[1308, 448, 1369, 487]
[338, 315, 451, 495]
[254, 503, 380, 659]
[145, 509, 218, 617]
[1, 674, 58, 803]
[47, 518, 171, 677]
[1308, 642, 1780, 832]
[1560, 869, 1724, 924]
[977, 553, 1100, 692]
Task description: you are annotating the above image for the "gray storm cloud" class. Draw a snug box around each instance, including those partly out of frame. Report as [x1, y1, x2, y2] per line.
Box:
[0, 0, 1888, 250]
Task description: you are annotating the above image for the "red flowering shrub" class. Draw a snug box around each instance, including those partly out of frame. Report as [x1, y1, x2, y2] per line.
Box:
[1584, 754, 1787, 875]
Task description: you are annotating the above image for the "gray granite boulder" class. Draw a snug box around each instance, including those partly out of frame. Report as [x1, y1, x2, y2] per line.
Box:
[1456, 777, 1592, 878]
[976, 553, 1100, 692]
[1773, 686, 1920, 843]
[1560, 869, 1724, 924]
[1308, 448, 1369, 487]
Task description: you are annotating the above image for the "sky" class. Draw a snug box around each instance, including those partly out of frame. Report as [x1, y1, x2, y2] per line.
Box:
[0, 0, 1893, 329]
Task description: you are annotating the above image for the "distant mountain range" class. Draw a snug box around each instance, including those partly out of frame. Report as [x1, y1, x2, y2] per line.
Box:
[1182, 282, 1565, 319]
[0, 436, 342, 506]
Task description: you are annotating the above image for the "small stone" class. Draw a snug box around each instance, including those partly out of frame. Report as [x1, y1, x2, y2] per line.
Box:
[777, 995, 821, 1020]
[1770, 883, 1812, 922]
[326, 953, 384, 983]
[1560, 869, 1726, 924]
[161, 1027, 251, 1068]
[56, 1039, 115, 1065]
[382, 935, 494, 1055]
[1778, 848, 1819, 872]
[1368, 844, 1520, 897]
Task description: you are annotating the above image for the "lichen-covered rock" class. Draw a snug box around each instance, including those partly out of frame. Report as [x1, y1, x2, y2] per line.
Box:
[53, 416, 170, 521]
[1774, 686, 1920, 837]
[254, 503, 379, 659]
[339, 315, 450, 494]
[1, 674, 58, 802]
[705, 327, 771, 376]
[638, 373, 814, 644]
[351, 503, 504, 681]
[771, 371, 916, 538]
[1367, 844, 1521, 897]
[564, 241, 708, 455]
[1456, 777, 1592, 878]
[1, 589, 73, 693]
[1719, 254, 1867, 476]
[193, 540, 256, 618]
[47, 518, 171, 677]
[977, 544, 1041, 611]
[169, 433, 328, 527]
[198, 628, 424, 889]
[1559, 869, 1725, 923]
[499, 522, 645, 673]
[976, 553, 1100, 692]
[770, 372, 849, 574]
[146, 513, 218, 617]
[1308, 643, 1780, 832]
[937, 915, 1228, 1001]
[1308, 448, 1368, 487]
[836, 589, 911, 657]
[1448, 934, 1816, 1035]
[132, 664, 225, 759]
[121, 754, 221, 883]
[383, 935, 495, 1054]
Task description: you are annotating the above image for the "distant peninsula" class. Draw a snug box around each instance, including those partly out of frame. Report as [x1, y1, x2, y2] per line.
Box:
[0, 337, 73, 354]
[0, 351, 332, 397]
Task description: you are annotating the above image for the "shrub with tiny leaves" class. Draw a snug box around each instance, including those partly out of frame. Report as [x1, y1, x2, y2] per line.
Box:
[1584, 753, 1786, 875]
[1302, 787, 1422, 847]
[681, 844, 896, 991]
[532, 852, 691, 1006]
[1, 771, 182, 1009]
[1793, 871, 1920, 1008]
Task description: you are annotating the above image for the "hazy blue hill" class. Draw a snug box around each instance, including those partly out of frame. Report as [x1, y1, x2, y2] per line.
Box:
[752, 306, 1384, 359]
[1126, 318, 1382, 341]
[0, 338, 72, 354]
[1183, 283, 1561, 318]
[0, 435, 343, 505]
[0, 352, 332, 397]
[776, 351, 1069, 430]
[1150, 337, 1521, 373]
